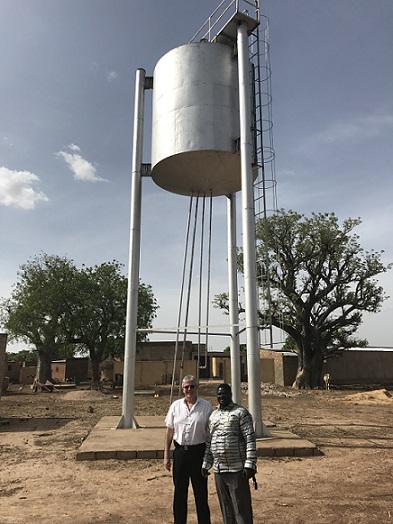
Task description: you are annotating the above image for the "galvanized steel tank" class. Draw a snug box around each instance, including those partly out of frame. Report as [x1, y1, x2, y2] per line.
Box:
[151, 42, 242, 197]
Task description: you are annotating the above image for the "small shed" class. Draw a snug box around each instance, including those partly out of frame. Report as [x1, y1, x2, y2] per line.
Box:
[51, 358, 89, 383]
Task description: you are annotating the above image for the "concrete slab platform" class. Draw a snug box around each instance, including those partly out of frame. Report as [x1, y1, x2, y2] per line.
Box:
[76, 416, 321, 461]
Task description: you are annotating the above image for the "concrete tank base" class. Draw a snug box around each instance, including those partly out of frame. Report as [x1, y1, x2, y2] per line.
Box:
[76, 416, 321, 460]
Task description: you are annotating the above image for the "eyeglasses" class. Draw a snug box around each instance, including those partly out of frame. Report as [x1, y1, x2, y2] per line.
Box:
[183, 385, 196, 390]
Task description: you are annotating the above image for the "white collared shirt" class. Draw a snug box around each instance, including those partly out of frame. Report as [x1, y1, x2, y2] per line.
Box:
[165, 397, 213, 446]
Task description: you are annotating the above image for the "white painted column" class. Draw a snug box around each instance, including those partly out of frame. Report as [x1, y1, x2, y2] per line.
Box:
[118, 68, 146, 429]
[227, 193, 242, 405]
[237, 22, 268, 437]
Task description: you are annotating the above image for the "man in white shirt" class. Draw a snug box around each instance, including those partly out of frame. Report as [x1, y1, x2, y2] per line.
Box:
[164, 375, 212, 524]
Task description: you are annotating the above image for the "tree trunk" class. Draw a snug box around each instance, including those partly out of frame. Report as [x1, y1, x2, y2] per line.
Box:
[293, 350, 325, 389]
[292, 339, 325, 389]
[310, 351, 325, 388]
[292, 340, 311, 389]
[36, 353, 52, 383]
[293, 364, 310, 389]
[90, 358, 100, 390]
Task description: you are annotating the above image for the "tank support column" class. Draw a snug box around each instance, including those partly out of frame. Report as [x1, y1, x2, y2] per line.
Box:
[118, 68, 148, 429]
[227, 193, 242, 405]
[237, 22, 270, 438]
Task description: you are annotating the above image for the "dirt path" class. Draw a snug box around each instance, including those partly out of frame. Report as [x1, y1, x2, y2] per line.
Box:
[0, 384, 392, 523]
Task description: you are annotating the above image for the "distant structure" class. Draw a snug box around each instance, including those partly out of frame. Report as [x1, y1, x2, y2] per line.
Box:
[120, 1, 273, 438]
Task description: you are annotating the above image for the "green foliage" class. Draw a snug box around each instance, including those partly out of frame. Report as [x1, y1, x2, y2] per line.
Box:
[0, 254, 79, 382]
[1, 254, 159, 385]
[223, 344, 246, 353]
[136, 281, 159, 345]
[7, 349, 38, 363]
[282, 337, 296, 352]
[69, 260, 158, 385]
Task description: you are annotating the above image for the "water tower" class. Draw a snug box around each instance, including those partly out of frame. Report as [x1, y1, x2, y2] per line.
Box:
[119, 1, 272, 438]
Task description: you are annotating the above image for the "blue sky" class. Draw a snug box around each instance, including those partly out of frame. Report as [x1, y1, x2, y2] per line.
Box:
[1, 0, 392, 352]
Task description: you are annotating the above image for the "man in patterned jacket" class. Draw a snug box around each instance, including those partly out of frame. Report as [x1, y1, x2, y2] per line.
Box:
[202, 383, 257, 524]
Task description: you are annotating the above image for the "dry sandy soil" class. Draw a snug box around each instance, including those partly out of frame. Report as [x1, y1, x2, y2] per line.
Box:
[0, 382, 392, 524]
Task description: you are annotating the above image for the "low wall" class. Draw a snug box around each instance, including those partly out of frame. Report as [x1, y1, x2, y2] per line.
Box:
[112, 359, 198, 386]
[221, 357, 275, 384]
[324, 350, 393, 386]
[135, 360, 197, 386]
[136, 341, 194, 361]
[6, 361, 22, 383]
[259, 350, 297, 386]
[20, 365, 37, 385]
[260, 348, 393, 387]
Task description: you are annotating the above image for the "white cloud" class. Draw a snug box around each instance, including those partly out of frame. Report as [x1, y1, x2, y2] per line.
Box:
[68, 143, 81, 152]
[106, 71, 118, 82]
[0, 167, 48, 210]
[89, 62, 118, 82]
[311, 113, 393, 145]
[2, 136, 13, 147]
[56, 144, 107, 182]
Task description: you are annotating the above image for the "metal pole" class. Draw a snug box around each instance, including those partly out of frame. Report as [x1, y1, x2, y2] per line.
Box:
[118, 68, 146, 429]
[237, 22, 268, 437]
[227, 193, 242, 405]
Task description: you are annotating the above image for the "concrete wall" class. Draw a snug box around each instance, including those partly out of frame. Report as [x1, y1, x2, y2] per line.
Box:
[260, 348, 393, 387]
[324, 350, 393, 386]
[137, 340, 194, 361]
[211, 356, 224, 378]
[112, 359, 197, 386]
[260, 350, 298, 387]
[19, 357, 197, 387]
[135, 360, 197, 386]
[211, 355, 247, 381]
[6, 361, 23, 383]
[20, 364, 37, 385]
[211, 353, 275, 384]
[221, 357, 275, 384]
[261, 358, 275, 383]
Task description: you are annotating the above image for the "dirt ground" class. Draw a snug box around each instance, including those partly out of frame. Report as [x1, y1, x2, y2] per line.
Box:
[0, 382, 392, 524]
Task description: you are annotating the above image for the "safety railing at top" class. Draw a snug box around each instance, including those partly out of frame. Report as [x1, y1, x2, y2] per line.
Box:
[189, 0, 259, 43]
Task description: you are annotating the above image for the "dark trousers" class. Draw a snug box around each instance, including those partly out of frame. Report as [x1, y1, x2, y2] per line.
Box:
[172, 442, 211, 524]
[214, 471, 253, 524]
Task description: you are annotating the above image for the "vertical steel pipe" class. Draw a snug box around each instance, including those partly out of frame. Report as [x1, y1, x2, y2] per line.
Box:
[118, 68, 146, 429]
[227, 193, 242, 405]
[237, 22, 264, 437]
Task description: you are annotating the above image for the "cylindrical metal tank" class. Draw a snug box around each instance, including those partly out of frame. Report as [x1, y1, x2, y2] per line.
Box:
[151, 42, 243, 197]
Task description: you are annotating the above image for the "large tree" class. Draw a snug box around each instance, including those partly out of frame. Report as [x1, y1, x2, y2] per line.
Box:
[1, 254, 79, 382]
[215, 210, 391, 389]
[1, 256, 158, 387]
[69, 261, 158, 388]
